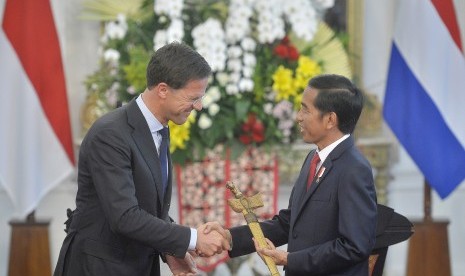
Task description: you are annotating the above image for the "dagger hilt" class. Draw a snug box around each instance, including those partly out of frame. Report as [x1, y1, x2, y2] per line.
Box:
[226, 181, 243, 199]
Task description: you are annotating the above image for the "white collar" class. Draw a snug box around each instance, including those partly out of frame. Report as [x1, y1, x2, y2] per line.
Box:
[316, 134, 350, 165]
[136, 94, 164, 133]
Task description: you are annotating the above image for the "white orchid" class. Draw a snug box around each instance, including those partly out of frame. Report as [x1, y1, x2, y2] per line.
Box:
[192, 18, 227, 72]
[206, 87, 221, 102]
[153, 30, 167, 51]
[198, 114, 213, 129]
[103, 49, 120, 63]
[238, 78, 254, 92]
[166, 19, 184, 42]
[208, 103, 220, 116]
[226, 84, 239, 95]
[103, 14, 128, 40]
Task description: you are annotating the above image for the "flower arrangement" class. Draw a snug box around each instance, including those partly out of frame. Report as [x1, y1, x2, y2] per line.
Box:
[81, 0, 351, 164]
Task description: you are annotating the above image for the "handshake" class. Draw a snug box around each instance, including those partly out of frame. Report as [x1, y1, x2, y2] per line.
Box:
[166, 221, 231, 276]
[195, 221, 231, 257]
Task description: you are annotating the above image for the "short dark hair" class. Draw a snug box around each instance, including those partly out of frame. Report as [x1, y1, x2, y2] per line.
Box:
[146, 42, 212, 89]
[308, 74, 363, 134]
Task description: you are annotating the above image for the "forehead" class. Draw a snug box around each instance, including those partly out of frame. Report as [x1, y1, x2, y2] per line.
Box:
[176, 78, 209, 97]
[182, 78, 209, 90]
[302, 86, 318, 106]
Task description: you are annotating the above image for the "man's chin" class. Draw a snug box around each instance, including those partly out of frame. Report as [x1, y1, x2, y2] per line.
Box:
[172, 117, 188, 125]
[301, 134, 313, 144]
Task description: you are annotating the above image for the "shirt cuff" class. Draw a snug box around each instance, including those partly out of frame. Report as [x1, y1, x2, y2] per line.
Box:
[188, 228, 197, 251]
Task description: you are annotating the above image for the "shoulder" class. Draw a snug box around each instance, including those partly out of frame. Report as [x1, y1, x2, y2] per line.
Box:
[334, 148, 373, 182]
[81, 107, 131, 149]
[346, 146, 372, 168]
[330, 137, 371, 169]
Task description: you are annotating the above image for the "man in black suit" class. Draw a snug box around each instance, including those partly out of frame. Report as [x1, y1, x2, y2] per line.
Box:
[54, 42, 230, 276]
[207, 74, 378, 275]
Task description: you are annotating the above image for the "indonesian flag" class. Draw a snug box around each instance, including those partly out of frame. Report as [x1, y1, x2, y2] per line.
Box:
[383, 0, 465, 198]
[0, 0, 75, 217]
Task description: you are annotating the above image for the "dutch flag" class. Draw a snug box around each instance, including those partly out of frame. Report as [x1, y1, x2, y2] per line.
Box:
[383, 0, 465, 199]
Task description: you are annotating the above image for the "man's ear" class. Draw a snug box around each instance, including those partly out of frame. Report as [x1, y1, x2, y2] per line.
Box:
[326, 112, 338, 130]
[156, 82, 169, 99]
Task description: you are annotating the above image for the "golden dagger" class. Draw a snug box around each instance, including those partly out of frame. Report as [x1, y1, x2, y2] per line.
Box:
[226, 181, 279, 276]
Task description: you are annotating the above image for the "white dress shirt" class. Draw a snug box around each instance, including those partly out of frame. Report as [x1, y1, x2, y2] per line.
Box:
[136, 95, 197, 251]
[315, 134, 350, 173]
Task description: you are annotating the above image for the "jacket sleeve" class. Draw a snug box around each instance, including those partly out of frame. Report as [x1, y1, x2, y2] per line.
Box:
[229, 186, 296, 257]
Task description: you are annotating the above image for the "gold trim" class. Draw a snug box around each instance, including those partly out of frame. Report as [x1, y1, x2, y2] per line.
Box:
[347, 0, 365, 86]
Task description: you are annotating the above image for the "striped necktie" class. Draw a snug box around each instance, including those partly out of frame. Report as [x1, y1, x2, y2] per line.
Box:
[306, 152, 320, 191]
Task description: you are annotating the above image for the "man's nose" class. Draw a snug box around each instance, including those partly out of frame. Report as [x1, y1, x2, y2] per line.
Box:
[193, 101, 203, 111]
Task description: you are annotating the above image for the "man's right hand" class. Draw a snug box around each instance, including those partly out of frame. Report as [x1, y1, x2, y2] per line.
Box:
[195, 221, 231, 257]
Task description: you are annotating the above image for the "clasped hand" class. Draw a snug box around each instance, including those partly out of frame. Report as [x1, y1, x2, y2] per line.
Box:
[168, 221, 230, 276]
[195, 221, 231, 257]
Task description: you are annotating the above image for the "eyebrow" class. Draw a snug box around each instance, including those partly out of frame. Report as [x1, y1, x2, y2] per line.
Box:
[191, 95, 204, 101]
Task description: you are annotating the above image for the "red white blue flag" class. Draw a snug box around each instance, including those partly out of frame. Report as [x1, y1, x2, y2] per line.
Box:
[383, 0, 465, 198]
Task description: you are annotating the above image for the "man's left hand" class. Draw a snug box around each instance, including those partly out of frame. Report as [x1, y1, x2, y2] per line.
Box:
[253, 237, 288, 266]
[166, 252, 197, 276]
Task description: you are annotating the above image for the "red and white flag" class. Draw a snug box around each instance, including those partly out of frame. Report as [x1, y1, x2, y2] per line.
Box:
[0, 0, 75, 217]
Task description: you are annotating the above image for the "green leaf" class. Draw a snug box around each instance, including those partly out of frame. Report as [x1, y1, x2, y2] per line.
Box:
[235, 100, 251, 121]
[122, 46, 150, 92]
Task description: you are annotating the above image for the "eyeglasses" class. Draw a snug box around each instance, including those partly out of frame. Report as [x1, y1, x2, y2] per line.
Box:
[191, 95, 205, 106]
[166, 85, 205, 107]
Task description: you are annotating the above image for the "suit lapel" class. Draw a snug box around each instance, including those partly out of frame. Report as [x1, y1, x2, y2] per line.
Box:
[126, 100, 165, 206]
[162, 152, 173, 217]
[295, 160, 333, 217]
[293, 137, 356, 222]
[294, 151, 313, 207]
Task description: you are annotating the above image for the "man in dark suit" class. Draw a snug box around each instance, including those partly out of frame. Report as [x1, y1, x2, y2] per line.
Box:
[54, 42, 230, 276]
[208, 74, 377, 275]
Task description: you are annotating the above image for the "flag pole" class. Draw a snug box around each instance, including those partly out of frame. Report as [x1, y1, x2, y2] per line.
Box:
[423, 180, 432, 222]
[406, 179, 451, 276]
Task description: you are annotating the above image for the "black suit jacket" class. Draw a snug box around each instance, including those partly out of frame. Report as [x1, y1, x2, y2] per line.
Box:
[54, 100, 191, 276]
[230, 136, 378, 276]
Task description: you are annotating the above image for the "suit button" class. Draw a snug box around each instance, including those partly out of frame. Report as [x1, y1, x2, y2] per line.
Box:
[292, 232, 297, 239]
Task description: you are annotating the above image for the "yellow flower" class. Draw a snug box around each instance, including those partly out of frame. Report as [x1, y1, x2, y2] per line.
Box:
[271, 56, 321, 107]
[294, 56, 322, 91]
[272, 66, 296, 101]
[168, 114, 196, 152]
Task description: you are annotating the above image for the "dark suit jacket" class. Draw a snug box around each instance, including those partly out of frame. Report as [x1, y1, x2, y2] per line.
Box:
[230, 136, 378, 276]
[54, 100, 191, 276]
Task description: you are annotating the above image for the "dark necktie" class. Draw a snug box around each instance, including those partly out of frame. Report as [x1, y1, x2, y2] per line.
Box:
[306, 152, 320, 191]
[158, 127, 169, 197]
